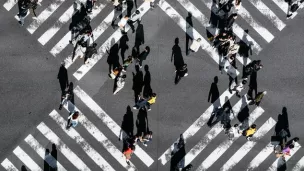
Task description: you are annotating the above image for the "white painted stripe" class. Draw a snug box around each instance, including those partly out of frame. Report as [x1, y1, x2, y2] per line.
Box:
[247, 143, 273, 171]
[158, 0, 239, 80]
[38, 6, 74, 45]
[3, 0, 17, 11]
[37, 122, 91, 171]
[24, 134, 67, 171]
[290, 1, 304, 19]
[292, 156, 304, 171]
[235, 53, 252, 66]
[267, 142, 301, 171]
[49, 110, 115, 171]
[271, 0, 289, 14]
[73, 86, 154, 167]
[238, 6, 274, 42]
[183, 95, 252, 167]
[13, 146, 43, 171]
[61, 104, 137, 170]
[1, 158, 19, 171]
[248, 0, 286, 30]
[199, 0, 263, 54]
[73, 2, 152, 80]
[27, 0, 67, 34]
[219, 117, 276, 171]
[64, 9, 117, 68]
[49, 3, 105, 57]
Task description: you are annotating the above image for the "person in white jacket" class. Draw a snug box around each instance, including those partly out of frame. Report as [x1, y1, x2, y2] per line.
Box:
[114, 73, 127, 95]
[231, 79, 247, 97]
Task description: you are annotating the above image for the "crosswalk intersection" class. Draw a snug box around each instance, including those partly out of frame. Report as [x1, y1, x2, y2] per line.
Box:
[2, 0, 304, 170]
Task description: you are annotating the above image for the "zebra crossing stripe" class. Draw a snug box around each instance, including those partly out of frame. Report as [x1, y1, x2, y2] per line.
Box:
[1, 158, 18, 171]
[27, 0, 67, 34]
[237, 6, 274, 42]
[157, 84, 237, 165]
[61, 103, 137, 170]
[292, 156, 304, 171]
[49, 3, 106, 57]
[64, 9, 120, 69]
[158, 0, 239, 80]
[49, 110, 115, 171]
[73, 1, 152, 80]
[24, 134, 67, 171]
[3, 0, 17, 11]
[182, 95, 252, 167]
[248, 0, 286, 31]
[176, 0, 256, 61]
[246, 142, 273, 171]
[177, 0, 262, 55]
[13, 146, 43, 171]
[267, 142, 301, 171]
[271, 0, 291, 14]
[37, 122, 92, 171]
[73, 85, 154, 167]
[219, 117, 276, 171]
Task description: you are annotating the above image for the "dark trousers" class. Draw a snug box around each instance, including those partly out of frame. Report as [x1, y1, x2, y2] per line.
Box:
[248, 84, 257, 99]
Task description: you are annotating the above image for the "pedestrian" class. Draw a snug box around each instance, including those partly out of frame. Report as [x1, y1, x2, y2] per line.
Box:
[286, 0, 303, 18]
[142, 131, 153, 146]
[226, 124, 240, 140]
[243, 60, 263, 78]
[175, 64, 188, 84]
[225, 13, 238, 31]
[70, 16, 91, 44]
[84, 43, 98, 64]
[123, 145, 135, 165]
[146, 93, 157, 111]
[137, 46, 150, 68]
[242, 124, 257, 141]
[86, 0, 96, 13]
[57, 62, 69, 96]
[71, 27, 94, 60]
[122, 56, 133, 72]
[109, 66, 123, 79]
[67, 111, 80, 129]
[133, 95, 147, 110]
[189, 38, 201, 53]
[171, 38, 185, 71]
[59, 82, 74, 110]
[17, 0, 38, 26]
[128, 10, 142, 33]
[230, 79, 247, 97]
[118, 15, 129, 33]
[231, 0, 242, 13]
[113, 73, 127, 95]
[212, 31, 229, 49]
[252, 91, 267, 106]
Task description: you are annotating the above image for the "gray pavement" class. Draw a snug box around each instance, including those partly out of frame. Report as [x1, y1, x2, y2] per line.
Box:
[0, 0, 304, 170]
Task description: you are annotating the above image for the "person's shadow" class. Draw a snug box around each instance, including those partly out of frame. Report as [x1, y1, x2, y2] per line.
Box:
[248, 71, 257, 99]
[170, 134, 186, 171]
[119, 33, 129, 62]
[21, 165, 27, 171]
[135, 23, 145, 53]
[106, 42, 120, 74]
[208, 76, 220, 104]
[57, 63, 69, 96]
[238, 29, 253, 61]
[185, 12, 193, 56]
[275, 107, 291, 144]
[69, 3, 87, 31]
[50, 144, 57, 171]
[209, 0, 220, 28]
[171, 38, 185, 71]
[132, 65, 144, 103]
[143, 65, 153, 98]
[136, 108, 148, 137]
[119, 106, 134, 140]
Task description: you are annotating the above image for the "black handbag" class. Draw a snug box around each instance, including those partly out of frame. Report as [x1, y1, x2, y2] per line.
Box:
[271, 135, 280, 145]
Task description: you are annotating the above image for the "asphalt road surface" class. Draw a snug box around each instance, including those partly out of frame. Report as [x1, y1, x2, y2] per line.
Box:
[0, 0, 304, 170]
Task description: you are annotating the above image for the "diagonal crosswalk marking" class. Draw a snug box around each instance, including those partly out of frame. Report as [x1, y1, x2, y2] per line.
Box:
[3, 0, 17, 11]
[271, 0, 291, 14]
[219, 117, 276, 171]
[246, 142, 273, 171]
[267, 142, 301, 171]
[73, 85, 154, 167]
[24, 134, 67, 171]
[49, 110, 115, 171]
[292, 155, 304, 171]
[248, 0, 286, 31]
[182, 95, 252, 167]
[37, 122, 92, 171]
[197, 107, 271, 171]
[1, 158, 19, 171]
[61, 103, 137, 170]
[13, 146, 43, 171]
[49, 3, 105, 57]
[27, 0, 67, 34]
[158, 0, 239, 79]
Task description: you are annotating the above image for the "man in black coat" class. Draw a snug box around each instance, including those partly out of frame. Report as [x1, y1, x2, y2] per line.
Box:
[137, 46, 150, 68]
[57, 63, 69, 95]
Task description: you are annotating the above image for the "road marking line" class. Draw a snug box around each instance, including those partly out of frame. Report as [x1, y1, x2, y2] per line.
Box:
[3, 0, 17, 11]
[271, 0, 290, 14]
[61, 103, 137, 170]
[248, 0, 286, 31]
[24, 134, 67, 171]
[37, 122, 91, 171]
[49, 3, 105, 57]
[246, 142, 273, 171]
[1, 158, 19, 171]
[181, 94, 252, 167]
[292, 156, 304, 171]
[158, 0, 239, 80]
[13, 146, 43, 171]
[219, 117, 276, 171]
[267, 142, 301, 171]
[27, 0, 67, 34]
[73, 1, 151, 80]
[73, 85, 154, 167]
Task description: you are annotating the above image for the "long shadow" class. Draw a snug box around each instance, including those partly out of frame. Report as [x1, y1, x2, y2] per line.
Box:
[136, 108, 148, 137]
[50, 144, 57, 171]
[248, 71, 257, 99]
[119, 33, 129, 62]
[143, 65, 153, 98]
[208, 76, 220, 104]
[275, 107, 290, 144]
[69, 3, 87, 31]
[132, 65, 144, 103]
[185, 12, 193, 56]
[107, 42, 120, 74]
[57, 63, 69, 96]
[120, 106, 134, 139]
[21, 165, 27, 171]
[44, 149, 50, 171]
[238, 29, 253, 60]
[170, 134, 186, 171]
[135, 23, 145, 53]
[237, 99, 249, 123]
[171, 38, 185, 71]
[208, 96, 233, 127]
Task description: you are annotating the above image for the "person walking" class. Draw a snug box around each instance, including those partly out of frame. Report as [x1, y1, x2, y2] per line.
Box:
[67, 111, 80, 129]
[146, 93, 157, 111]
[226, 124, 240, 140]
[57, 62, 69, 96]
[230, 79, 247, 97]
[123, 145, 135, 165]
[118, 15, 129, 33]
[17, 0, 38, 26]
[122, 56, 133, 72]
[137, 46, 150, 68]
[128, 10, 142, 33]
[175, 64, 188, 84]
[225, 13, 238, 31]
[113, 73, 127, 95]
[243, 60, 263, 78]
[84, 42, 98, 64]
[171, 38, 185, 71]
[59, 82, 74, 110]
[242, 124, 257, 141]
